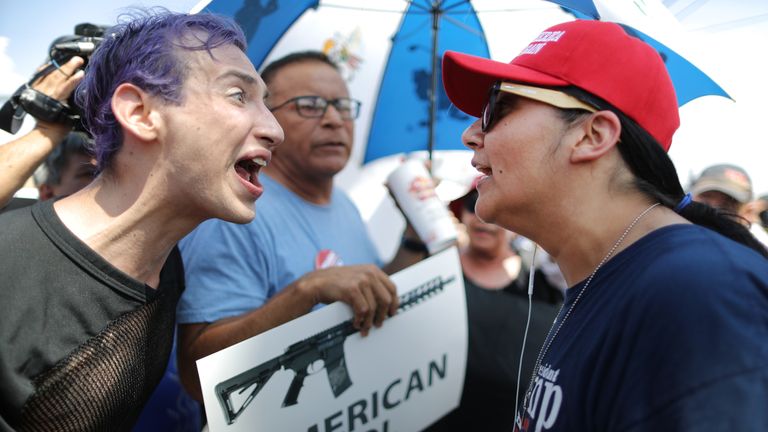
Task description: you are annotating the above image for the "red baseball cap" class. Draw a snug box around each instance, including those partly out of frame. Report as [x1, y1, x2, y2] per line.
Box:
[442, 20, 679, 151]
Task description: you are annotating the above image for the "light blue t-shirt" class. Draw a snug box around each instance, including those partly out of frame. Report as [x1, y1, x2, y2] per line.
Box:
[177, 175, 382, 324]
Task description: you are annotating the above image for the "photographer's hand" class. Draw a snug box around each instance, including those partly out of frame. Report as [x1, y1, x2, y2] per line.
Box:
[0, 56, 86, 208]
[32, 56, 85, 106]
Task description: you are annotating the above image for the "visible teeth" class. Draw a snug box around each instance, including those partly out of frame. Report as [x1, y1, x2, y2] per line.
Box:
[252, 157, 267, 167]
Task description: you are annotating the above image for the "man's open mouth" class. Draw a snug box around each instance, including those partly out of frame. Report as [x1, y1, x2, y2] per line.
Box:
[235, 157, 267, 185]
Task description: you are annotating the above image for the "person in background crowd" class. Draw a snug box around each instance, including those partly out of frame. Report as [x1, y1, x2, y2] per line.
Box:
[33, 131, 96, 200]
[177, 51, 427, 401]
[0, 10, 282, 430]
[747, 194, 768, 230]
[690, 163, 768, 247]
[0, 130, 95, 214]
[442, 19, 768, 431]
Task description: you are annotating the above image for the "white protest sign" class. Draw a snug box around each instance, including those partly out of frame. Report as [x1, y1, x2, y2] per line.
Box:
[197, 247, 467, 432]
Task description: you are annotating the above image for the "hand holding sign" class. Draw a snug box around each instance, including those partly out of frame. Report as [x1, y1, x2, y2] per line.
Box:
[197, 247, 467, 431]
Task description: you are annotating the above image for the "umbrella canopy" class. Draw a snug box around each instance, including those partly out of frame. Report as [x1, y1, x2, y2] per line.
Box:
[191, 0, 736, 262]
[619, 23, 731, 105]
[364, 0, 489, 163]
[198, 0, 600, 164]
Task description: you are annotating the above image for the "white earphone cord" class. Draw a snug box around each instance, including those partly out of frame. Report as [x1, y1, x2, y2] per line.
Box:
[514, 243, 538, 422]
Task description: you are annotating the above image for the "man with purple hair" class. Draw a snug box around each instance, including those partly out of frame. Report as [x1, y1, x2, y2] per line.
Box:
[0, 9, 283, 430]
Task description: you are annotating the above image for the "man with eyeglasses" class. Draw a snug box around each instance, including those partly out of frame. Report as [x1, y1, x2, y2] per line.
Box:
[176, 51, 426, 401]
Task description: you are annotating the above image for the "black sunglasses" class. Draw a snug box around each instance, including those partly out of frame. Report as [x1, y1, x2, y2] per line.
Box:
[481, 82, 502, 133]
[269, 95, 361, 120]
[481, 81, 597, 133]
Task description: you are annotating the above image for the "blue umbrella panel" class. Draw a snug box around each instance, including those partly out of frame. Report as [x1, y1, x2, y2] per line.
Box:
[618, 24, 731, 105]
[201, 0, 603, 164]
[203, 0, 320, 70]
[364, 1, 490, 163]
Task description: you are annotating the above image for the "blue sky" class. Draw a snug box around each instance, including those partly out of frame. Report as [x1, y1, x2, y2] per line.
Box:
[0, 0, 201, 95]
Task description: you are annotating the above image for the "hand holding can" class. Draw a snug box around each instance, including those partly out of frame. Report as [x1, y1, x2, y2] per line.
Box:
[387, 159, 458, 254]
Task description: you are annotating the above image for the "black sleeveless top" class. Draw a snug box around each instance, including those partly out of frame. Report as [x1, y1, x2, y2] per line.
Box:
[0, 201, 184, 431]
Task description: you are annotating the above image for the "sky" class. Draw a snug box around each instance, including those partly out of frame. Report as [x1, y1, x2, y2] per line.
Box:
[0, 0, 202, 97]
[659, 0, 768, 195]
[1, 0, 767, 199]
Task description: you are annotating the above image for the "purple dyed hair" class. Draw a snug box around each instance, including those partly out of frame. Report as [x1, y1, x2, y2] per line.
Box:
[76, 8, 247, 171]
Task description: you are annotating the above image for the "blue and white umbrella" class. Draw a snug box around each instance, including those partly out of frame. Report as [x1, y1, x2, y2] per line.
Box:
[190, 0, 735, 271]
[197, 0, 602, 166]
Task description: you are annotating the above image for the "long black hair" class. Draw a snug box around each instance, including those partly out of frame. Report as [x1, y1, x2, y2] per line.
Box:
[559, 87, 768, 258]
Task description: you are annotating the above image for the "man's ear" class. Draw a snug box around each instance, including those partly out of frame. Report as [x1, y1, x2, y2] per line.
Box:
[569, 110, 622, 163]
[111, 83, 159, 142]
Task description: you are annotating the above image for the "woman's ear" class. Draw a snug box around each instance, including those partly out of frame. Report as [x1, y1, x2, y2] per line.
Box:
[569, 110, 622, 163]
[111, 83, 159, 142]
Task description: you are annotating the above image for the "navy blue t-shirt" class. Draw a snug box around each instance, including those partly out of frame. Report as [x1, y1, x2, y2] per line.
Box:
[517, 224, 768, 432]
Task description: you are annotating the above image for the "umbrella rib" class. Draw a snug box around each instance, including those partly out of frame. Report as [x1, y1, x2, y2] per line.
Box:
[440, 14, 485, 38]
[320, 2, 411, 14]
[687, 12, 768, 33]
[393, 19, 434, 42]
[466, 6, 560, 14]
[322, 1, 531, 15]
[674, 0, 711, 21]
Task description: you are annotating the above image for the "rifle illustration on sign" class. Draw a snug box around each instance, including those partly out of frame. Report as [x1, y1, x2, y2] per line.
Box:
[215, 275, 455, 425]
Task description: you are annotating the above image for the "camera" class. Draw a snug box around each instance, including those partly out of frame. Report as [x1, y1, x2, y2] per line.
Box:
[49, 23, 108, 70]
[0, 23, 109, 135]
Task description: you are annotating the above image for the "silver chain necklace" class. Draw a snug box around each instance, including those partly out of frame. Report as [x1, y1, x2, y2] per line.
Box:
[517, 202, 661, 421]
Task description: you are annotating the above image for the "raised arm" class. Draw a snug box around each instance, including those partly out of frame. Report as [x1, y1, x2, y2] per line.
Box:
[0, 57, 84, 207]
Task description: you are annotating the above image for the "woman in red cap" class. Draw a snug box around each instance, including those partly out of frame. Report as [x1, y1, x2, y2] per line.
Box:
[442, 19, 768, 431]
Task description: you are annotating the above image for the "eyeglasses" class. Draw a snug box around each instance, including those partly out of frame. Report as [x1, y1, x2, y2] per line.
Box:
[481, 81, 597, 133]
[269, 95, 362, 120]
